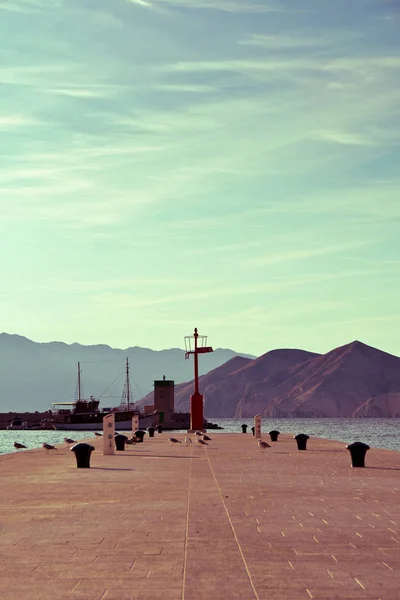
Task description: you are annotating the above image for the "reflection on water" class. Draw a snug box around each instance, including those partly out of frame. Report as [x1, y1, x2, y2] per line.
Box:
[0, 418, 399, 455]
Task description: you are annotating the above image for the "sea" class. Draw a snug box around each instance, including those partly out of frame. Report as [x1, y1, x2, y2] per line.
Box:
[1, 418, 399, 455]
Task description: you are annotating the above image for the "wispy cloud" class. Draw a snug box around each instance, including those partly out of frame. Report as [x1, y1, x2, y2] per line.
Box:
[0, 0, 61, 12]
[254, 181, 400, 221]
[152, 83, 217, 94]
[161, 54, 400, 78]
[0, 63, 76, 87]
[239, 31, 359, 50]
[126, 0, 152, 7]
[0, 0, 34, 12]
[245, 241, 375, 267]
[127, 0, 288, 13]
[0, 115, 42, 128]
[310, 129, 378, 146]
[45, 87, 118, 98]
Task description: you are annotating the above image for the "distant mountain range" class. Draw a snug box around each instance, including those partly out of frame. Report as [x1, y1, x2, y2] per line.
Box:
[0, 333, 254, 412]
[2, 334, 399, 418]
[139, 340, 400, 418]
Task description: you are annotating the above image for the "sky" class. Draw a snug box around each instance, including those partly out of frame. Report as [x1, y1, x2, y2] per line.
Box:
[1, 0, 400, 358]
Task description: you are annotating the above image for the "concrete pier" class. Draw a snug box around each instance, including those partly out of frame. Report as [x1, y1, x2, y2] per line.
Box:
[0, 433, 399, 599]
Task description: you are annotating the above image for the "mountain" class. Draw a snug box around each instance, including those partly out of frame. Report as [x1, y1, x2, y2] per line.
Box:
[138, 341, 400, 418]
[182, 348, 320, 416]
[352, 393, 400, 418]
[240, 341, 400, 418]
[0, 333, 255, 412]
[138, 348, 319, 415]
[3, 334, 399, 418]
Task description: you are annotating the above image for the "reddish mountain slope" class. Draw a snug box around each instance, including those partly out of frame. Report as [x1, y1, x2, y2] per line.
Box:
[256, 341, 400, 418]
[174, 348, 318, 417]
[353, 393, 400, 418]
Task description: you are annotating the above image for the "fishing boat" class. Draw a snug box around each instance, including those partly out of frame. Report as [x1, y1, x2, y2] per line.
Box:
[50, 359, 155, 431]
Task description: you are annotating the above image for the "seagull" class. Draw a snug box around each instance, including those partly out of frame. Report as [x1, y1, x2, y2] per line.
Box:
[94, 432, 102, 437]
[126, 437, 137, 445]
[43, 442, 57, 451]
[168, 437, 182, 445]
[194, 431, 203, 437]
[258, 440, 271, 450]
[14, 442, 27, 449]
[202, 434, 212, 441]
[64, 437, 76, 444]
[196, 438, 208, 447]
[184, 436, 193, 445]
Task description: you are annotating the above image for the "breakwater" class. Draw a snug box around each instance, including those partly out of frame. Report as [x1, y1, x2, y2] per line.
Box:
[0, 433, 399, 599]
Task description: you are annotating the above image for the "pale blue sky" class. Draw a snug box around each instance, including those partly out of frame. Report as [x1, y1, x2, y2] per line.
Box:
[1, 0, 400, 357]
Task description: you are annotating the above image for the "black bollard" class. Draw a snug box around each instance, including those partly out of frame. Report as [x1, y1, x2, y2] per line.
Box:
[241, 424, 248, 434]
[147, 427, 156, 438]
[251, 426, 255, 436]
[134, 430, 146, 443]
[115, 434, 128, 451]
[156, 424, 164, 434]
[346, 441, 370, 468]
[269, 430, 280, 442]
[70, 443, 95, 468]
[294, 434, 309, 450]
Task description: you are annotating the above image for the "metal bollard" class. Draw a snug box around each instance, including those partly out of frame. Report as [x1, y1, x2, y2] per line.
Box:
[346, 441, 370, 468]
[241, 424, 248, 434]
[269, 430, 280, 442]
[115, 434, 128, 451]
[134, 430, 146, 443]
[294, 434, 310, 450]
[70, 443, 95, 468]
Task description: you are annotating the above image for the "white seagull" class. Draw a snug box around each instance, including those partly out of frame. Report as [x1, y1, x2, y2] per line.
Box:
[64, 437, 76, 444]
[168, 437, 182, 445]
[258, 440, 271, 450]
[202, 434, 211, 441]
[184, 436, 193, 445]
[194, 431, 203, 437]
[196, 438, 208, 447]
[43, 442, 57, 451]
[14, 442, 27, 449]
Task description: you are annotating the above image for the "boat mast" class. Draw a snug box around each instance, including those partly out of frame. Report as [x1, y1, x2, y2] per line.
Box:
[126, 357, 130, 411]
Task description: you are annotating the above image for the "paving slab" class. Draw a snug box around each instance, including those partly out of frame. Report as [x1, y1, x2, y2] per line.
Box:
[1, 432, 399, 599]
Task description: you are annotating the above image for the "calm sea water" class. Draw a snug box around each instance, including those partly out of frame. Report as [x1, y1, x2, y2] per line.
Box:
[1, 418, 399, 455]
[0, 430, 97, 456]
[207, 418, 400, 452]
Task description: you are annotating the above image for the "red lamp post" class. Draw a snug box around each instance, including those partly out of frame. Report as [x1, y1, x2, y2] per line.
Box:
[184, 327, 213, 431]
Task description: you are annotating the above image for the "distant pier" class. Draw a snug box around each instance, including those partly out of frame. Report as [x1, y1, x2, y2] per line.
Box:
[0, 433, 399, 599]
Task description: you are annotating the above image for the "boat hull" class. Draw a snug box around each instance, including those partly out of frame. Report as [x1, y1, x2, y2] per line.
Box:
[52, 416, 153, 431]
[7, 425, 56, 431]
